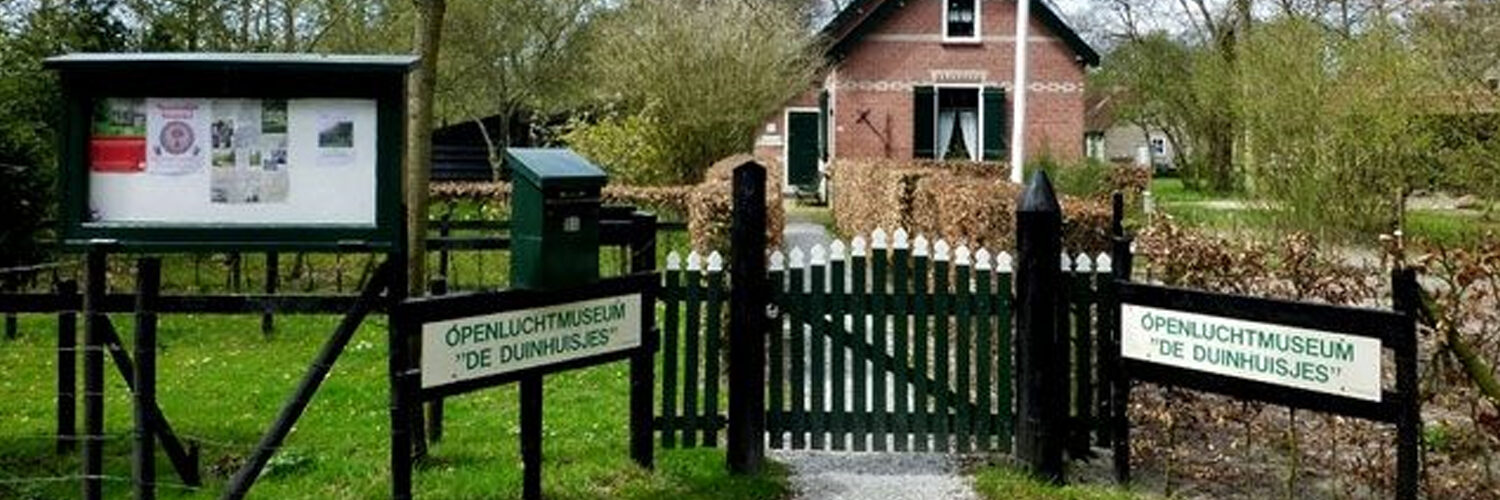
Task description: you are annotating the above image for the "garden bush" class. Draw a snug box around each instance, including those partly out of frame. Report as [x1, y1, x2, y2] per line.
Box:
[687, 154, 785, 252]
[1126, 217, 1500, 499]
[830, 159, 1116, 253]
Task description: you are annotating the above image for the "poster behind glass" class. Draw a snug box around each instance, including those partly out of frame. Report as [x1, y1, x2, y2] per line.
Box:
[87, 98, 378, 227]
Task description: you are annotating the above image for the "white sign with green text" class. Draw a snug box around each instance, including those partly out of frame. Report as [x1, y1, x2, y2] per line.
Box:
[420, 293, 643, 389]
[1121, 304, 1383, 402]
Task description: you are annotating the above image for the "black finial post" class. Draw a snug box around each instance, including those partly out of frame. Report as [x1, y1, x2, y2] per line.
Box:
[1015, 170, 1066, 483]
[727, 162, 768, 474]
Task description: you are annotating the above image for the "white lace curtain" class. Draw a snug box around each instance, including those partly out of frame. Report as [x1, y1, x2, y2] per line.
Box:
[937, 109, 980, 161]
[958, 110, 978, 161]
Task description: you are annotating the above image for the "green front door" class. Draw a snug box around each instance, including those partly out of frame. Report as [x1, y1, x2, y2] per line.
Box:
[786, 111, 820, 189]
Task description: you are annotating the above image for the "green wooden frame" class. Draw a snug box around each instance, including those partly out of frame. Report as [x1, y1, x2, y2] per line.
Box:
[45, 53, 416, 252]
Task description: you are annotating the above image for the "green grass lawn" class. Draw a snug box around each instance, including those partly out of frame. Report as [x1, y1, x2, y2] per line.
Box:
[973, 466, 1155, 500]
[0, 229, 781, 499]
[1149, 179, 1500, 247]
[0, 312, 784, 499]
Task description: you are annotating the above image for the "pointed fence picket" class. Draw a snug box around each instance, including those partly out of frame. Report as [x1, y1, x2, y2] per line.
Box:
[653, 230, 1116, 455]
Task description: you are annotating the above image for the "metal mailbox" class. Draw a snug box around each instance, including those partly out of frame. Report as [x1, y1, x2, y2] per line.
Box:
[506, 148, 607, 290]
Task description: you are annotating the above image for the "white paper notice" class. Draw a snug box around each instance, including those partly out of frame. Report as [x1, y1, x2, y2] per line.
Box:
[90, 97, 377, 226]
[145, 98, 209, 175]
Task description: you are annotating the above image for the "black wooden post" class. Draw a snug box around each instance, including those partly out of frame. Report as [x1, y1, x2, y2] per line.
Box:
[727, 162, 768, 474]
[520, 376, 544, 500]
[1015, 171, 1066, 483]
[438, 210, 451, 280]
[1391, 268, 1421, 500]
[57, 279, 78, 454]
[1108, 192, 1133, 484]
[426, 277, 447, 445]
[4, 311, 15, 339]
[263, 252, 278, 337]
[134, 258, 160, 500]
[629, 211, 658, 470]
[83, 248, 106, 500]
[389, 257, 414, 500]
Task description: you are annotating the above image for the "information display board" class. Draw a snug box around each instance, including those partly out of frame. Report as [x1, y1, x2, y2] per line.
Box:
[47, 54, 415, 251]
[395, 273, 657, 399]
[89, 98, 377, 226]
[420, 292, 644, 389]
[1121, 303, 1383, 402]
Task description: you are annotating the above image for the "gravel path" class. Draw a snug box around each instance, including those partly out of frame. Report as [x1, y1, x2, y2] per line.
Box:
[772, 450, 979, 500]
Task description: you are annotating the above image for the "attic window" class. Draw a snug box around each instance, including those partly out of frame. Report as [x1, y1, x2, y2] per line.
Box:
[945, 0, 979, 41]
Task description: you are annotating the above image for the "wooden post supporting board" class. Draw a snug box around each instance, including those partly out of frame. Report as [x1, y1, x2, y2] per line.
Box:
[629, 211, 658, 470]
[1108, 193, 1133, 484]
[134, 258, 160, 500]
[727, 162, 768, 474]
[389, 266, 414, 500]
[1391, 268, 1421, 500]
[83, 248, 106, 500]
[521, 376, 544, 500]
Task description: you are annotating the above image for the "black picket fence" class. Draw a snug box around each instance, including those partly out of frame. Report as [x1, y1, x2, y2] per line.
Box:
[653, 231, 1116, 455]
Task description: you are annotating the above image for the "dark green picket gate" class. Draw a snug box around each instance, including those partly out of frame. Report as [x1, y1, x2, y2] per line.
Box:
[653, 228, 1114, 455]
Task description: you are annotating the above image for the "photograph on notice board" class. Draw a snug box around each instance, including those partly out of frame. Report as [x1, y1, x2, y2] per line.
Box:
[210, 99, 290, 204]
[315, 109, 356, 166]
[261, 99, 289, 171]
[146, 98, 208, 176]
[89, 98, 146, 173]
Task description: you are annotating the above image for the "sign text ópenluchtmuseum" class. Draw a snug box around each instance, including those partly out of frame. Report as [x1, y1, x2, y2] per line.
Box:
[420, 293, 643, 389]
[1121, 304, 1383, 402]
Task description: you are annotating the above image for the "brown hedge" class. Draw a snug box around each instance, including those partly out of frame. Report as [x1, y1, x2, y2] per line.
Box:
[830, 159, 1113, 253]
[433, 154, 784, 253]
[687, 154, 786, 252]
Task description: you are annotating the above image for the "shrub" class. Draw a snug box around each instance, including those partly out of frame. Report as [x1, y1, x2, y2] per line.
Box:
[830, 159, 1115, 253]
[0, 162, 48, 288]
[686, 154, 785, 252]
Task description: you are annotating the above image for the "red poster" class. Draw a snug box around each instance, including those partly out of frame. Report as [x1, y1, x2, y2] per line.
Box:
[90, 98, 146, 173]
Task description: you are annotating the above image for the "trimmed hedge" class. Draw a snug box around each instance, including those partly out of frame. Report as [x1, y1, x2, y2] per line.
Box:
[830, 159, 1113, 253]
[688, 154, 786, 252]
[430, 153, 785, 252]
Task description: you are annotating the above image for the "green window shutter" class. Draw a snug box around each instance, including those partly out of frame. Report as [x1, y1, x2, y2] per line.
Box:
[982, 87, 1006, 161]
[818, 90, 830, 161]
[913, 86, 935, 159]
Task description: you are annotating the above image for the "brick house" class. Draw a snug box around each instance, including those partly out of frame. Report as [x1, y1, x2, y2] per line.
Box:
[754, 0, 1099, 193]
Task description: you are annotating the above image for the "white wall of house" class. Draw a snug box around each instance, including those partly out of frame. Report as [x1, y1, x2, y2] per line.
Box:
[1100, 124, 1175, 170]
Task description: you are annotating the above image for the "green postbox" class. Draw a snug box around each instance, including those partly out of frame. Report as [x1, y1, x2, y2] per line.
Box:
[507, 148, 607, 290]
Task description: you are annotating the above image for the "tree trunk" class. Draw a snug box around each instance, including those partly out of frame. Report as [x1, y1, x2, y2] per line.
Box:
[282, 0, 298, 51]
[407, 0, 446, 296]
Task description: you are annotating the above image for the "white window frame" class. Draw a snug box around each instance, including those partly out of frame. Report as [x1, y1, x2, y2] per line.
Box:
[942, 0, 982, 44]
[930, 84, 984, 162]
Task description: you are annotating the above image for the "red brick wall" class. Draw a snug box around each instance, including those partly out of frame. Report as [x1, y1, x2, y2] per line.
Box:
[758, 0, 1089, 165]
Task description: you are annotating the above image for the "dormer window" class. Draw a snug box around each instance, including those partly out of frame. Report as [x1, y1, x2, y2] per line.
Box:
[945, 0, 979, 41]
